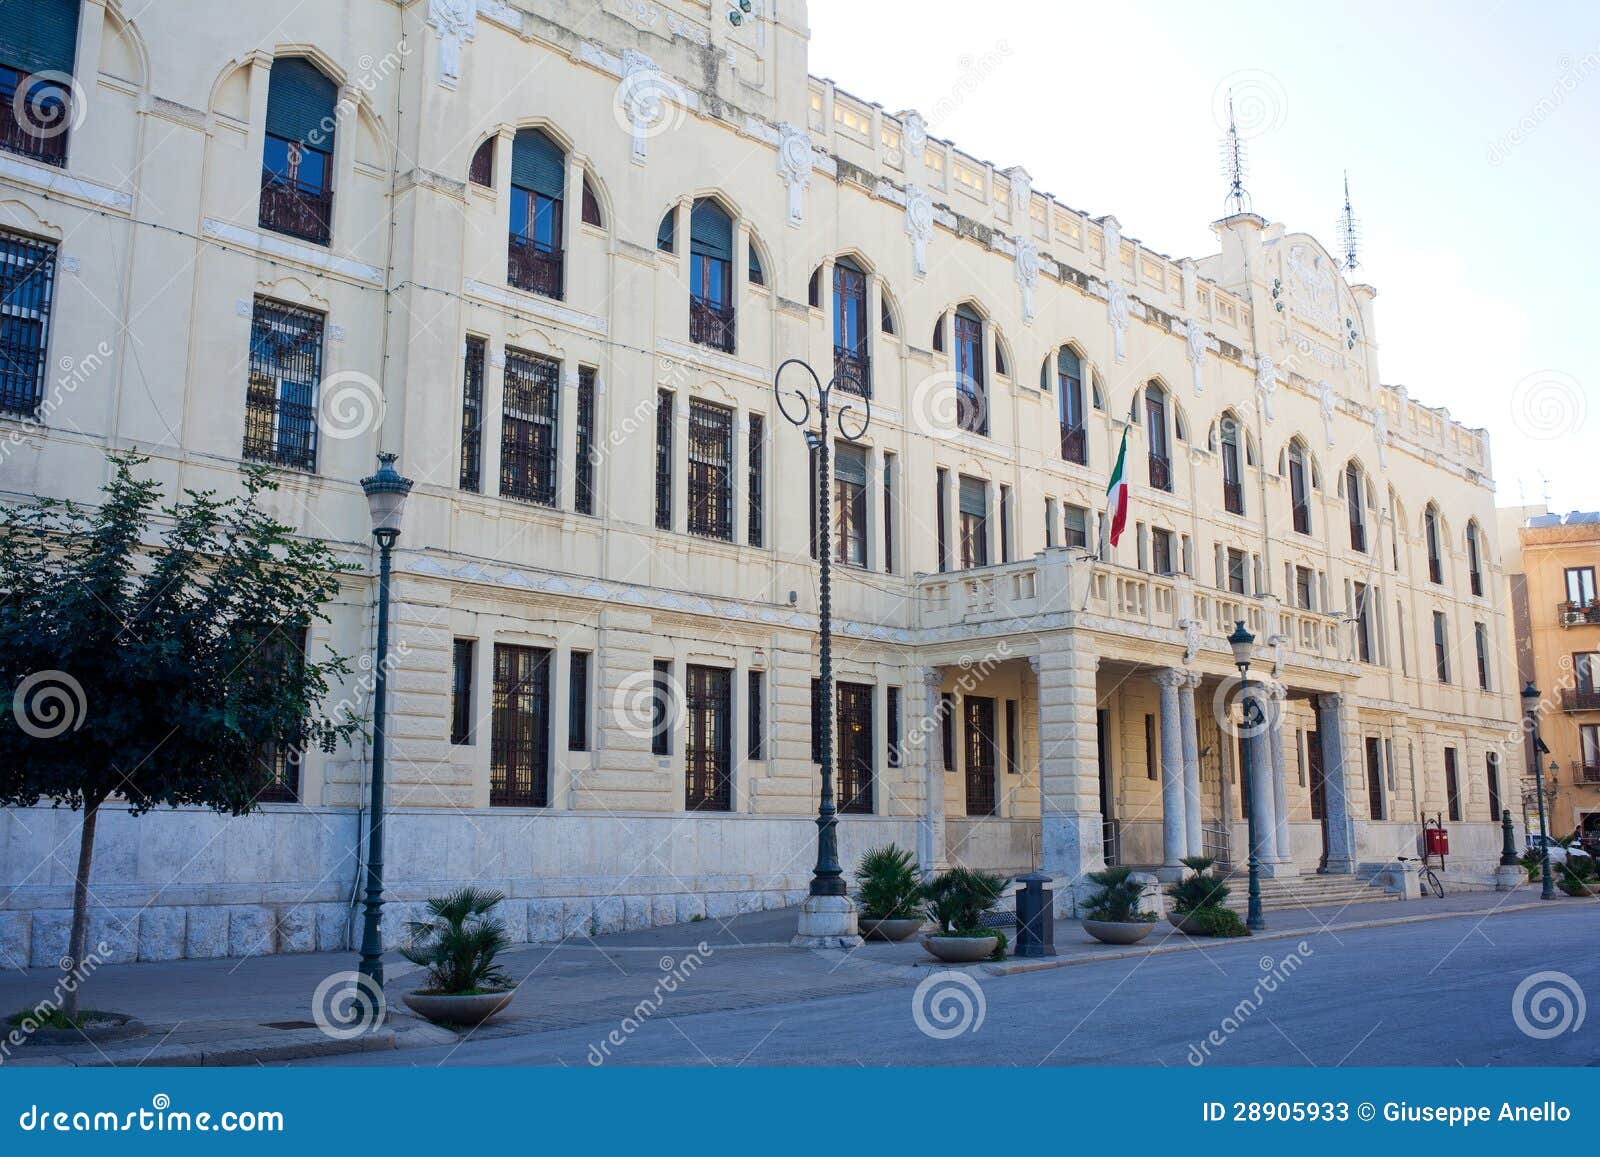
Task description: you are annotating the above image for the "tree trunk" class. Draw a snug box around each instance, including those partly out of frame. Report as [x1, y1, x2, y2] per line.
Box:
[64, 794, 103, 1021]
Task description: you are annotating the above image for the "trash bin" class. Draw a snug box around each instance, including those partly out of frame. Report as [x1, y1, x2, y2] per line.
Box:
[1013, 871, 1056, 958]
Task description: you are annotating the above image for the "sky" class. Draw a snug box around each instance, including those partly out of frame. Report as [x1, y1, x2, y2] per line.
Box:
[807, 0, 1599, 514]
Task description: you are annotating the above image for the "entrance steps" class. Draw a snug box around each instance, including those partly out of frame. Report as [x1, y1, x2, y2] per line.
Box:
[1216, 868, 1398, 913]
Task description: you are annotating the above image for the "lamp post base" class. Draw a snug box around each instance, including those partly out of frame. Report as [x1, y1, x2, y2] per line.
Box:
[791, 894, 863, 949]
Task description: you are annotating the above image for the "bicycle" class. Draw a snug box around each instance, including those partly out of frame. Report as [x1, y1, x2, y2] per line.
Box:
[1396, 856, 1444, 899]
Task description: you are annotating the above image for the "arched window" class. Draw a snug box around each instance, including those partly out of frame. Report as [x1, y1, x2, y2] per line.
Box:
[1345, 461, 1366, 552]
[507, 127, 565, 298]
[1425, 503, 1443, 584]
[832, 256, 869, 395]
[260, 57, 338, 245]
[581, 176, 602, 227]
[468, 138, 494, 186]
[656, 208, 675, 252]
[994, 335, 1009, 377]
[1220, 414, 1244, 514]
[954, 304, 986, 435]
[0, 0, 81, 166]
[1287, 440, 1312, 534]
[1057, 347, 1086, 465]
[1145, 383, 1172, 491]
[688, 198, 734, 353]
[880, 292, 897, 335]
[931, 312, 945, 352]
[1466, 521, 1483, 596]
[747, 243, 764, 286]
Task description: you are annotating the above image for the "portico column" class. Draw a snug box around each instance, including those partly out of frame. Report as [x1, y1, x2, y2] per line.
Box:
[1267, 680, 1294, 871]
[1154, 668, 1187, 881]
[1034, 646, 1104, 906]
[1179, 670, 1203, 858]
[914, 667, 946, 871]
[1316, 692, 1358, 874]
[1245, 684, 1278, 870]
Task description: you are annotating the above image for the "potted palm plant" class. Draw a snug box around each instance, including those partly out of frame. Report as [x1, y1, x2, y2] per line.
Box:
[1164, 856, 1249, 937]
[1079, 866, 1158, 945]
[922, 868, 1011, 963]
[854, 844, 926, 941]
[400, 887, 517, 1026]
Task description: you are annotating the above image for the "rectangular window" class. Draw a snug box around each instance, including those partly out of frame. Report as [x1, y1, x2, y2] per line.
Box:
[964, 695, 998, 816]
[1580, 724, 1600, 780]
[941, 692, 956, 771]
[685, 664, 732, 811]
[1145, 713, 1158, 780]
[450, 639, 474, 745]
[747, 413, 764, 547]
[1152, 528, 1173, 576]
[491, 643, 551, 807]
[1064, 504, 1089, 550]
[999, 484, 1012, 564]
[954, 311, 987, 436]
[1577, 652, 1600, 693]
[574, 366, 595, 515]
[747, 670, 765, 761]
[1353, 581, 1373, 664]
[1044, 499, 1057, 549]
[687, 399, 734, 540]
[1295, 566, 1314, 610]
[1433, 611, 1450, 683]
[1, 66, 75, 167]
[1004, 698, 1019, 774]
[652, 659, 673, 756]
[1227, 548, 1247, 595]
[1365, 736, 1385, 821]
[882, 452, 896, 574]
[500, 349, 559, 506]
[958, 475, 989, 568]
[244, 298, 323, 471]
[1566, 566, 1597, 607]
[834, 442, 869, 566]
[458, 337, 486, 492]
[252, 626, 308, 803]
[1486, 752, 1502, 820]
[567, 651, 589, 751]
[0, 227, 57, 416]
[1444, 746, 1461, 822]
[1474, 621, 1490, 690]
[936, 468, 950, 573]
[836, 681, 875, 814]
[655, 389, 673, 530]
[886, 685, 902, 768]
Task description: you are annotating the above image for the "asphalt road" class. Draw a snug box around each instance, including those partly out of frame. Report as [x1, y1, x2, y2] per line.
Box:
[298, 903, 1600, 1067]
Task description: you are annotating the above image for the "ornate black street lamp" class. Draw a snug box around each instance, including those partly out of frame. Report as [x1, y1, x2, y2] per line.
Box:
[357, 452, 413, 989]
[1522, 680, 1555, 901]
[1228, 621, 1266, 931]
[774, 358, 870, 938]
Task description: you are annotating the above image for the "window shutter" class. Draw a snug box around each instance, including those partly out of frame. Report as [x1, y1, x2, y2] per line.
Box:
[689, 199, 732, 260]
[958, 476, 987, 517]
[0, 0, 80, 78]
[265, 57, 338, 151]
[834, 443, 868, 486]
[510, 128, 565, 199]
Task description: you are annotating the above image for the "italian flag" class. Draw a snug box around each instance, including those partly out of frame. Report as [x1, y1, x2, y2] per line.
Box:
[1105, 427, 1130, 549]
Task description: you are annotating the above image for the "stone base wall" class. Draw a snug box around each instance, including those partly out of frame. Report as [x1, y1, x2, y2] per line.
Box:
[0, 805, 920, 966]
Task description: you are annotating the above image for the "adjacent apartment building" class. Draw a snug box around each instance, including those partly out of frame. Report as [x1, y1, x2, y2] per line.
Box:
[0, 0, 1523, 963]
[1500, 507, 1600, 842]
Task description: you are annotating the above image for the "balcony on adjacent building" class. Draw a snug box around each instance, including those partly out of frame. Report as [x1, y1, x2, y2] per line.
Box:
[507, 233, 564, 299]
[1573, 760, 1600, 785]
[833, 346, 870, 396]
[1559, 601, 1600, 628]
[258, 170, 333, 245]
[1561, 687, 1600, 712]
[0, 68, 70, 167]
[690, 296, 735, 353]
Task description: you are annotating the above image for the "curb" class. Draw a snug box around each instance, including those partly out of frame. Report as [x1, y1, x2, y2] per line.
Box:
[4, 1026, 401, 1068]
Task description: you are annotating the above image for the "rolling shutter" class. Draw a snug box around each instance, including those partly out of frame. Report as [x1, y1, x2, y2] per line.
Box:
[959, 476, 987, 517]
[689, 199, 732, 260]
[510, 128, 565, 199]
[0, 0, 80, 77]
[265, 57, 338, 150]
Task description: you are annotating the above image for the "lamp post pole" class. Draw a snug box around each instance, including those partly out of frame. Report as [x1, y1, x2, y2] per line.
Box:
[1228, 621, 1266, 932]
[1523, 681, 1554, 901]
[357, 453, 413, 992]
[774, 358, 871, 942]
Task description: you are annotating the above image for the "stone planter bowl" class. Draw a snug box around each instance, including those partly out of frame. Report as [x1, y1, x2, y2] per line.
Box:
[922, 934, 1000, 963]
[16, 1012, 147, 1047]
[859, 917, 925, 942]
[1082, 918, 1157, 945]
[1167, 911, 1208, 934]
[402, 989, 515, 1026]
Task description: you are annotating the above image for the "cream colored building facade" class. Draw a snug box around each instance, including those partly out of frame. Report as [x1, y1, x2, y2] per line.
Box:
[0, 0, 1523, 964]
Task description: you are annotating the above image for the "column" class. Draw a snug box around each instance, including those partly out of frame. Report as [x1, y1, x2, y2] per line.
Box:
[732, 650, 751, 812]
[1244, 683, 1278, 870]
[1316, 692, 1357, 874]
[732, 403, 750, 546]
[1267, 680, 1294, 871]
[549, 641, 573, 810]
[914, 667, 946, 871]
[671, 391, 690, 536]
[1179, 671, 1203, 858]
[1035, 646, 1104, 903]
[558, 364, 579, 512]
[562, 151, 587, 301]
[865, 443, 885, 572]
[1153, 668, 1188, 880]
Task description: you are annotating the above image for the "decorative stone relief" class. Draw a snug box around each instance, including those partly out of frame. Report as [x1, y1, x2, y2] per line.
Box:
[1184, 319, 1206, 394]
[1372, 403, 1390, 470]
[1287, 242, 1338, 333]
[1255, 353, 1278, 422]
[1101, 215, 1122, 271]
[1317, 380, 1337, 447]
[1179, 258, 1197, 308]
[618, 49, 670, 165]
[1014, 237, 1039, 322]
[904, 184, 933, 277]
[427, 0, 476, 90]
[775, 122, 812, 226]
[900, 110, 927, 159]
[1107, 279, 1129, 362]
[1004, 165, 1032, 223]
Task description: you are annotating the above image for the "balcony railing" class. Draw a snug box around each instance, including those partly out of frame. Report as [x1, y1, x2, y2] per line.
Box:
[1292, 502, 1311, 535]
[259, 170, 333, 245]
[1223, 479, 1244, 515]
[1148, 452, 1172, 492]
[1574, 761, 1600, 785]
[1349, 519, 1367, 554]
[1559, 601, 1600, 627]
[1061, 423, 1087, 466]
[833, 346, 870, 395]
[1561, 687, 1600, 712]
[507, 233, 564, 299]
[690, 296, 735, 353]
[0, 69, 70, 167]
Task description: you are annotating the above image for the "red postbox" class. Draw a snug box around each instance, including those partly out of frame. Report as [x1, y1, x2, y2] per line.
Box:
[1424, 826, 1450, 857]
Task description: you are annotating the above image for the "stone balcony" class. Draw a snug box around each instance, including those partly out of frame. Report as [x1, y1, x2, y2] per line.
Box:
[914, 549, 1353, 675]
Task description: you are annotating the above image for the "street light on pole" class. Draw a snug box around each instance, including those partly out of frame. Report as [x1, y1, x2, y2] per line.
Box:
[1228, 621, 1266, 932]
[773, 357, 871, 947]
[357, 452, 413, 992]
[1522, 680, 1554, 901]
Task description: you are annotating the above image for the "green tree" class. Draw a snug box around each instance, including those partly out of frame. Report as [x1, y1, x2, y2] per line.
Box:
[0, 456, 357, 1017]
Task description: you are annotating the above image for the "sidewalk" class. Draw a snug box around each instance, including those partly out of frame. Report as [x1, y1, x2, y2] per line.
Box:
[0, 884, 1570, 1066]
